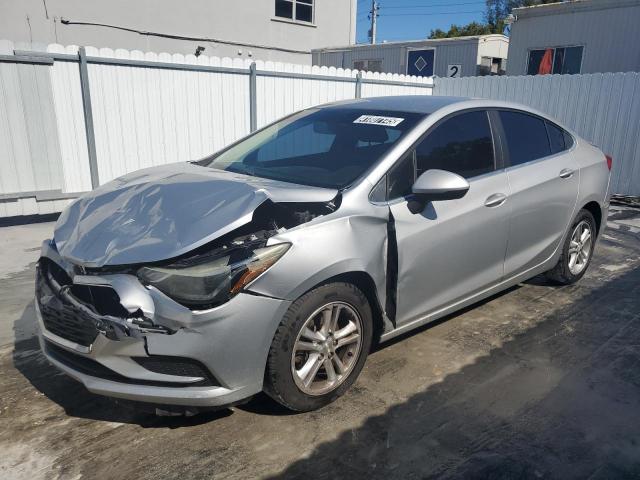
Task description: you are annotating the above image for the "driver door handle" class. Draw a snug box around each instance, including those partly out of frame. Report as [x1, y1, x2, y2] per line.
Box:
[484, 193, 507, 208]
[559, 168, 574, 179]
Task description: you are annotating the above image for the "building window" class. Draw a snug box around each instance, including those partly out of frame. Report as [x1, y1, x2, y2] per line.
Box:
[478, 57, 506, 76]
[527, 46, 583, 75]
[275, 0, 314, 23]
[353, 59, 383, 73]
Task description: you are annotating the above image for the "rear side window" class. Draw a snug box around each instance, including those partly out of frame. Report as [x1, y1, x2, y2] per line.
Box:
[564, 131, 574, 149]
[546, 121, 568, 154]
[499, 111, 551, 166]
[415, 111, 495, 179]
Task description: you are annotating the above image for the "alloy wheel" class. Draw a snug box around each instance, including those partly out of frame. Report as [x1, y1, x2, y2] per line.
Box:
[568, 220, 593, 275]
[291, 301, 363, 396]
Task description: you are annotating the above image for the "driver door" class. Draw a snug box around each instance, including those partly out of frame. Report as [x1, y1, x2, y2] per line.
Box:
[386, 110, 510, 326]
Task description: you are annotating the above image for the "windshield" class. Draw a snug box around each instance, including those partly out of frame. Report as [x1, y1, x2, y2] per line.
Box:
[199, 107, 423, 189]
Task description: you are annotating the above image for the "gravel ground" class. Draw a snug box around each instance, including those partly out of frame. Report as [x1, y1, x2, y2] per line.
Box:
[1, 207, 639, 479]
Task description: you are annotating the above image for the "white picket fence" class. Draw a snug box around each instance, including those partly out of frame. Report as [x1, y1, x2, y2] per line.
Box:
[435, 73, 640, 197]
[0, 41, 433, 219]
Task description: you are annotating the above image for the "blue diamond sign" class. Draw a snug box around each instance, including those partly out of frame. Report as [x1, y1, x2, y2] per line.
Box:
[407, 49, 435, 77]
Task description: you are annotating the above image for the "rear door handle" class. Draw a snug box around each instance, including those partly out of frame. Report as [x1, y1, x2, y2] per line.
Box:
[484, 193, 507, 208]
[559, 168, 574, 179]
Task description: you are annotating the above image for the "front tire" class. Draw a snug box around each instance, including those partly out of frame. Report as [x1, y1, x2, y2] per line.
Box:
[547, 209, 597, 285]
[264, 282, 373, 412]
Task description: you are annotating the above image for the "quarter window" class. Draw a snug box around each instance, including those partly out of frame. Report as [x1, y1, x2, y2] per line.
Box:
[387, 152, 415, 200]
[527, 46, 583, 75]
[499, 111, 551, 166]
[546, 121, 566, 155]
[415, 111, 495, 179]
[275, 0, 314, 23]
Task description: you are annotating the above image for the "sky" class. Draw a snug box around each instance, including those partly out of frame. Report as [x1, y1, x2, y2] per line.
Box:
[355, 0, 487, 44]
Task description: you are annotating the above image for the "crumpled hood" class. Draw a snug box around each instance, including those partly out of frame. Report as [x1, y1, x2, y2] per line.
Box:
[54, 162, 337, 267]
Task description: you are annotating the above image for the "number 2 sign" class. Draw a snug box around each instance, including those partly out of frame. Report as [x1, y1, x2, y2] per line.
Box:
[447, 64, 462, 78]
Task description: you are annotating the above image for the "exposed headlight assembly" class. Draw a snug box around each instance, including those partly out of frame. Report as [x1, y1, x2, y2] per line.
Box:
[137, 243, 290, 309]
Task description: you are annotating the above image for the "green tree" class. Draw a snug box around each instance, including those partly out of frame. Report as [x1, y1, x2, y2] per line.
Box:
[429, 0, 562, 39]
[429, 21, 493, 39]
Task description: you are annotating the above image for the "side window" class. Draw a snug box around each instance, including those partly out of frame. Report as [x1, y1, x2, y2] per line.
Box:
[546, 121, 567, 154]
[387, 152, 415, 200]
[415, 111, 495, 179]
[499, 111, 551, 166]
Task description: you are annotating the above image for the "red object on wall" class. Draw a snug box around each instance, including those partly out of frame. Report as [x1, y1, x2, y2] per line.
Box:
[538, 49, 553, 75]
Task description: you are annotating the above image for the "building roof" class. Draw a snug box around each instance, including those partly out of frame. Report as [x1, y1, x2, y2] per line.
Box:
[513, 0, 640, 18]
[312, 34, 508, 53]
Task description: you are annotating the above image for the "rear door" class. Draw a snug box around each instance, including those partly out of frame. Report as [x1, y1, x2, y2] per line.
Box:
[496, 110, 579, 277]
[385, 110, 511, 326]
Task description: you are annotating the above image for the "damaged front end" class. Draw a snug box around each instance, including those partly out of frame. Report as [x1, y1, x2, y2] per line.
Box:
[35, 166, 343, 406]
[134, 198, 339, 310]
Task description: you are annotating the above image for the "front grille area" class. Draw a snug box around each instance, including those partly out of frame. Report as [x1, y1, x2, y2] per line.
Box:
[45, 341, 219, 388]
[134, 356, 220, 386]
[36, 260, 99, 347]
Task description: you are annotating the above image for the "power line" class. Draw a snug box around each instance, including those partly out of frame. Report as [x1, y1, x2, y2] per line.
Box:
[380, 10, 485, 17]
[382, 1, 486, 8]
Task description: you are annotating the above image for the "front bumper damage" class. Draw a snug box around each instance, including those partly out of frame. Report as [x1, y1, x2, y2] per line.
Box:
[36, 241, 292, 407]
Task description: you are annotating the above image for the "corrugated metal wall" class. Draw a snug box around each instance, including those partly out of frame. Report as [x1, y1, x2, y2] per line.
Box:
[0, 40, 73, 218]
[435, 73, 640, 196]
[507, 1, 640, 75]
[0, 43, 433, 218]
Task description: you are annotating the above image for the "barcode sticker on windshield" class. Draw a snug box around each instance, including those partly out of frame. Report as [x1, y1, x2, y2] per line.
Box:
[353, 115, 404, 127]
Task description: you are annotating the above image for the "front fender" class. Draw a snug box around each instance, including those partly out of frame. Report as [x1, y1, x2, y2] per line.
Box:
[246, 214, 389, 305]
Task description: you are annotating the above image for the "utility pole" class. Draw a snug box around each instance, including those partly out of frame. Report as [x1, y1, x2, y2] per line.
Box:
[369, 0, 379, 44]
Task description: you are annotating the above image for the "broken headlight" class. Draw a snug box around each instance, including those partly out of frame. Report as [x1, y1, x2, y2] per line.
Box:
[137, 243, 290, 309]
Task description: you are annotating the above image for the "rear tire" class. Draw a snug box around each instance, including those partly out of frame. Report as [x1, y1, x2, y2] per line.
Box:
[546, 209, 597, 285]
[264, 282, 373, 412]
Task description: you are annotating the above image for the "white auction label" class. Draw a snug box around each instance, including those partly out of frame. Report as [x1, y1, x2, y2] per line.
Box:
[353, 115, 405, 127]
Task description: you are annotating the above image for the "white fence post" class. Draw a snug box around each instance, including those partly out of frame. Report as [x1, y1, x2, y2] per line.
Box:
[78, 47, 100, 189]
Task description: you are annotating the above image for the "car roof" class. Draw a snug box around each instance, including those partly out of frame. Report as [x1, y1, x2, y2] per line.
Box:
[317, 95, 472, 115]
[316, 96, 567, 130]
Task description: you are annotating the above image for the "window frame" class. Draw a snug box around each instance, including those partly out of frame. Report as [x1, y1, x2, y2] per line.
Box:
[370, 108, 503, 203]
[526, 45, 584, 75]
[492, 108, 576, 169]
[274, 0, 315, 25]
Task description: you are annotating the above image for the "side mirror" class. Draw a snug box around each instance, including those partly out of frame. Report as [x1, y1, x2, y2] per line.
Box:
[410, 169, 469, 210]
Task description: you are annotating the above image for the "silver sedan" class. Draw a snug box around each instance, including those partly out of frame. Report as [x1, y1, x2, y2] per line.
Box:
[36, 96, 611, 413]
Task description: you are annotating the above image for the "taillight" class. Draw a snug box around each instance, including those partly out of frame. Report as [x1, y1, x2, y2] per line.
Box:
[605, 154, 613, 171]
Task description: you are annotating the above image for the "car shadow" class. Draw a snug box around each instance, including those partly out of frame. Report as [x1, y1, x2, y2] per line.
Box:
[268, 264, 640, 479]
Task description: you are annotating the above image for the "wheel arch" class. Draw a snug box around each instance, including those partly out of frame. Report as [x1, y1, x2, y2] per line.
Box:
[581, 200, 603, 235]
[315, 271, 386, 344]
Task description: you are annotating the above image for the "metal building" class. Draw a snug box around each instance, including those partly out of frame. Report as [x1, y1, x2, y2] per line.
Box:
[507, 0, 640, 76]
[312, 35, 509, 77]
